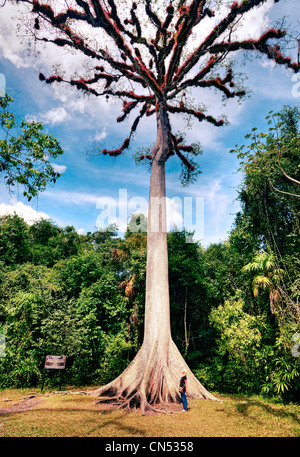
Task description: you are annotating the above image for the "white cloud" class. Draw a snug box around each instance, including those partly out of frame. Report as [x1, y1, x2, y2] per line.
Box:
[26, 107, 70, 125]
[166, 172, 241, 246]
[95, 129, 108, 142]
[42, 107, 70, 125]
[233, 0, 274, 41]
[247, 59, 297, 102]
[187, 0, 273, 58]
[51, 163, 67, 174]
[260, 59, 277, 71]
[0, 2, 32, 69]
[166, 197, 184, 230]
[0, 2, 89, 73]
[43, 190, 99, 205]
[0, 201, 50, 225]
[25, 114, 37, 123]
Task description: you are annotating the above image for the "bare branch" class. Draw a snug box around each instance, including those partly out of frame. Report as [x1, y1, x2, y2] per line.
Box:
[268, 177, 300, 198]
[171, 134, 195, 171]
[165, 0, 206, 87]
[273, 136, 300, 186]
[207, 28, 299, 72]
[173, 0, 298, 88]
[167, 103, 224, 127]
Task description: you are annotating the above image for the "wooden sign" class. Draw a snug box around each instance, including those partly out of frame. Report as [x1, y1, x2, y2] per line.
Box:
[44, 355, 66, 370]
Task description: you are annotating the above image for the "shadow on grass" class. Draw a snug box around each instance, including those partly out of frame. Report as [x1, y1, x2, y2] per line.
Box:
[86, 411, 147, 437]
[234, 400, 300, 426]
[4, 404, 147, 437]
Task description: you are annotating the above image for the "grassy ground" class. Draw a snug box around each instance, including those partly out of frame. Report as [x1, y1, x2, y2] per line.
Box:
[0, 388, 299, 437]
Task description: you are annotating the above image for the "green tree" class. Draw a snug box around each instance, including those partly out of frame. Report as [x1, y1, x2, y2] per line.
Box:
[110, 220, 147, 347]
[0, 216, 84, 268]
[75, 269, 137, 384]
[29, 219, 61, 266]
[0, 94, 64, 200]
[0, 214, 31, 265]
[29, 219, 60, 245]
[0, 263, 63, 387]
[231, 106, 300, 256]
[53, 250, 104, 299]
[167, 229, 208, 359]
[209, 297, 263, 363]
[201, 241, 250, 306]
[199, 296, 269, 393]
[242, 251, 285, 314]
[86, 224, 119, 246]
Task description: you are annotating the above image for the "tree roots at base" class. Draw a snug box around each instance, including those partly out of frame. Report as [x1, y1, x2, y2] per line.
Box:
[89, 339, 218, 415]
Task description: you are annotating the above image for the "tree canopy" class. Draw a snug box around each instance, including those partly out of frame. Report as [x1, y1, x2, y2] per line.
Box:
[14, 0, 299, 180]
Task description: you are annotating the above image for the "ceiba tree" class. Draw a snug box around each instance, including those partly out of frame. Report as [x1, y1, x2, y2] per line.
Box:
[13, 0, 298, 413]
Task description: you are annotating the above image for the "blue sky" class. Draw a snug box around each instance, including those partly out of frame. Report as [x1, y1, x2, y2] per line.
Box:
[0, 0, 299, 246]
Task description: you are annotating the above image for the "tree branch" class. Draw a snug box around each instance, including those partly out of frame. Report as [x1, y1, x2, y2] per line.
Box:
[207, 29, 299, 72]
[275, 137, 300, 186]
[268, 177, 300, 198]
[167, 103, 224, 127]
[172, 0, 298, 88]
[171, 134, 195, 171]
[165, 0, 205, 87]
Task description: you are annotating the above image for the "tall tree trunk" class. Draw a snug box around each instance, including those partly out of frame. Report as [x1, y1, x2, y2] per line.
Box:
[90, 100, 217, 413]
[184, 287, 190, 355]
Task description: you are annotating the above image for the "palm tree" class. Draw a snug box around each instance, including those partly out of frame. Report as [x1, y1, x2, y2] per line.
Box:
[242, 252, 285, 313]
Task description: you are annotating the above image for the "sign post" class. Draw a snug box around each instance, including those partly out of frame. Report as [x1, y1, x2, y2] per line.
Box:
[41, 355, 66, 392]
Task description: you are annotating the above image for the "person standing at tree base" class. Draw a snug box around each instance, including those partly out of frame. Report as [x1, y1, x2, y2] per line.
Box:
[180, 369, 188, 412]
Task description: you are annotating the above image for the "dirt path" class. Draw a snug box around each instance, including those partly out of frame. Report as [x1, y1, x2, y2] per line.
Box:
[0, 395, 41, 415]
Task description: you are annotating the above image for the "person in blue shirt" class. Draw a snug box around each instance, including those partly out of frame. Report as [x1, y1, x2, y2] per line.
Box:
[180, 369, 188, 411]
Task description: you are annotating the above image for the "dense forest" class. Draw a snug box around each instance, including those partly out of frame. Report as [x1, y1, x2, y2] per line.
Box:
[0, 106, 299, 401]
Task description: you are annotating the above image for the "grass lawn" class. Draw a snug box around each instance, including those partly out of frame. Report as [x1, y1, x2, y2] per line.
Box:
[0, 388, 299, 437]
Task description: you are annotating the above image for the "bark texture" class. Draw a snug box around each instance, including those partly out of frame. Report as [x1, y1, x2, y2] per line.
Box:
[90, 101, 217, 413]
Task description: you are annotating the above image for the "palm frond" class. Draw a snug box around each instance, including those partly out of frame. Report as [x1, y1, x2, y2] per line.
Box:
[253, 275, 272, 289]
